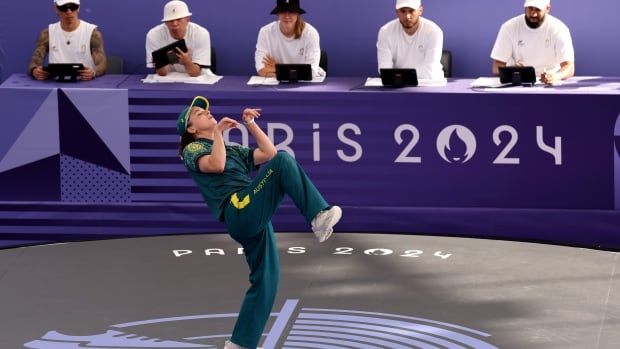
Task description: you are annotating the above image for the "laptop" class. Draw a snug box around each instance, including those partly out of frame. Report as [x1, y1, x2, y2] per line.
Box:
[275, 64, 312, 82]
[44, 63, 84, 82]
[499, 66, 537, 86]
[380, 68, 418, 87]
[151, 39, 188, 69]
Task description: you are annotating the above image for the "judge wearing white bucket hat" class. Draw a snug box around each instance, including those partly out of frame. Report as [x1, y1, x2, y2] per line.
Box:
[145, 1, 212, 77]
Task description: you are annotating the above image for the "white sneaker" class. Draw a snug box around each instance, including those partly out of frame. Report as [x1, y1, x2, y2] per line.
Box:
[311, 206, 342, 242]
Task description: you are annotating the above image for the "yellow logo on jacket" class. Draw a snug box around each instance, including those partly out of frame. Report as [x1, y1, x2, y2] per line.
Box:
[231, 193, 250, 209]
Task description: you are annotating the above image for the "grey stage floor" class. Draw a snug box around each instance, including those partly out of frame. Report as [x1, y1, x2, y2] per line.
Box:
[0, 233, 618, 349]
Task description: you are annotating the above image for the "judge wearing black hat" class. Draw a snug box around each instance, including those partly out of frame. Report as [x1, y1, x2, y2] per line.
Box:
[270, 0, 306, 14]
[255, 0, 325, 78]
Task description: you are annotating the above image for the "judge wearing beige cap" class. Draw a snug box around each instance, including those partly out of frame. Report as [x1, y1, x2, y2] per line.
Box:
[376, 0, 444, 80]
[28, 0, 107, 80]
[490, 0, 575, 84]
[145, 0, 212, 77]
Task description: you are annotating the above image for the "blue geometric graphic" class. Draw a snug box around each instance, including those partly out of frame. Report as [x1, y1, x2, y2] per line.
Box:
[0, 155, 60, 200]
[0, 88, 130, 202]
[0, 90, 59, 173]
[60, 155, 130, 203]
[287, 308, 498, 348]
[24, 330, 209, 348]
[58, 90, 128, 175]
[614, 114, 620, 210]
[61, 89, 130, 174]
[24, 299, 498, 349]
[616, 113, 620, 209]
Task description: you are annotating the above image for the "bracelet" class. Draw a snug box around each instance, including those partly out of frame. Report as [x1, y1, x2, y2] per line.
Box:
[244, 118, 255, 125]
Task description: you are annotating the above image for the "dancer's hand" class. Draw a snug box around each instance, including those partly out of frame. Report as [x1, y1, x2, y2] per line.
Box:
[242, 108, 261, 124]
[217, 117, 239, 132]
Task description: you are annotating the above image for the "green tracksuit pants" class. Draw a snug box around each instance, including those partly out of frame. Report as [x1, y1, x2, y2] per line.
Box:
[223, 152, 329, 349]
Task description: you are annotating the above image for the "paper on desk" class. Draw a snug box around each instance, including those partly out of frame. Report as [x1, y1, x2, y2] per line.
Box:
[364, 78, 383, 87]
[471, 77, 568, 91]
[247, 75, 326, 85]
[142, 70, 223, 84]
[247, 76, 279, 85]
[470, 77, 508, 88]
[365, 77, 448, 87]
[419, 78, 447, 87]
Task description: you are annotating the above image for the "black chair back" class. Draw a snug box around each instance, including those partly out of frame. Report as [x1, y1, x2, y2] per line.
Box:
[106, 55, 124, 74]
[209, 47, 217, 74]
[319, 50, 328, 73]
[441, 50, 452, 78]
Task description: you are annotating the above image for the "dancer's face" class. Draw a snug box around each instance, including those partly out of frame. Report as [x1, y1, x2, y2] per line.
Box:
[187, 106, 216, 134]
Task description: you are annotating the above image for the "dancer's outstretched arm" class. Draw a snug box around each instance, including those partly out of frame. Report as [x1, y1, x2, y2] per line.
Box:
[243, 108, 277, 165]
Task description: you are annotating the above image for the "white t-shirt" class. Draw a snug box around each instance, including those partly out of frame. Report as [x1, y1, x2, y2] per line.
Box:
[377, 17, 444, 80]
[48, 20, 97, 70]
[255, 20, 325, 77]
[145, 22, 211, 72]
[490, 14, 574, 76]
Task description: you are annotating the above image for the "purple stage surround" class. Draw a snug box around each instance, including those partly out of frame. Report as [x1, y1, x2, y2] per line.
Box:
[1, 74, 620, 249]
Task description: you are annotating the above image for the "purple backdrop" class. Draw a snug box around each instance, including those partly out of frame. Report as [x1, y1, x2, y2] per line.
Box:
[0, 0, 619, 81]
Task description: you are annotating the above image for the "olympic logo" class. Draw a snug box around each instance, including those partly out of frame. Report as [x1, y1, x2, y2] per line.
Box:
[436, 125, 477, 164]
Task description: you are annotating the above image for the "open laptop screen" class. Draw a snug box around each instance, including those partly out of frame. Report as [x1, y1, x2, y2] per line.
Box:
[275, 64, 312, 82]
[44, 63, 84, 82]
[380, 68, 418, 87]
[499, 66, 537, 85]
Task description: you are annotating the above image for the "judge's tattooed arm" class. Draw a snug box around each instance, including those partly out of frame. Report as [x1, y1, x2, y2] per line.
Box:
[90, 29, 107, 76]
[28, 29, 50, 80]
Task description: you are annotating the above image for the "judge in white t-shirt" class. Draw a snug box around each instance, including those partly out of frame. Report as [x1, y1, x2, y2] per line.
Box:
[491, 0, 574, 85]
[255, 0, 325, 78]
[146, 0, 211, 77]
[377, 0, 444, 80]
[29, 0, 107, 81]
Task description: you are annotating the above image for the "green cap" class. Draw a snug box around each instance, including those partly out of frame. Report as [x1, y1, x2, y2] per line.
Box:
[177, 96, 209, 136]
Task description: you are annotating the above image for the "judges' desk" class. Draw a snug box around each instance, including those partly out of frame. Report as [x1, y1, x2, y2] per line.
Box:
[2, 74, 620, 249]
